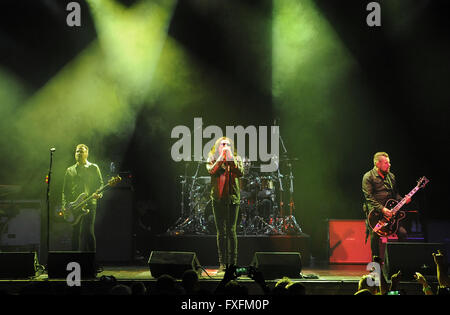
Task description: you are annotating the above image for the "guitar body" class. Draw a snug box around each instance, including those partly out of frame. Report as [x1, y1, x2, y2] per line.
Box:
[63, 192, 90, 226]
[367, 199, 406, 237]
[62, 175, 122, 226]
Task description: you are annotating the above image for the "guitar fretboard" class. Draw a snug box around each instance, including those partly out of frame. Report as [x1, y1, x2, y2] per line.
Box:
[392, 184, 422, 213]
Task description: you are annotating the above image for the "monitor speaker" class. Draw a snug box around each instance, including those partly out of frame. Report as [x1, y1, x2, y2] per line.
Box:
[383, 242, 445, 279]
[95, 187, 134, 262]
[0, 252, 38, 278]
[251, 252, 302, 279]
[47, 251, 96, 279]
[148, 251, 201, 279]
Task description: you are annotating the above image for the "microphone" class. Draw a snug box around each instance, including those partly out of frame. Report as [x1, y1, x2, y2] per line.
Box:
[50, 148, 56, 152]
[223, 148, 233, 162]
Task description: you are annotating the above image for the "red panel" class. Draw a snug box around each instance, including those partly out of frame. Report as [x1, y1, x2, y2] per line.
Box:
[329, 220, 372, 264]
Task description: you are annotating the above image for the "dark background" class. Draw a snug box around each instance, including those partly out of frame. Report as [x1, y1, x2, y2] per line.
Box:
[1, 0, 449, 261]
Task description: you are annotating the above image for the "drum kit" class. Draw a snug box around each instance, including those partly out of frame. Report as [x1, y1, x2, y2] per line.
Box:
[166, 155, 303, 236]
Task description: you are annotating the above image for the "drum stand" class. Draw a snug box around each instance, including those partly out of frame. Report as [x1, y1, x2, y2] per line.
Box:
[273, 126, 303, 235]
[259, 191, 284, 235]
[238, 199, 258, 235]
[166, 161, 211, 235]
[258, 215, 285, 235]
[279, 162, 302, 234]
[173, 201, 210, 235]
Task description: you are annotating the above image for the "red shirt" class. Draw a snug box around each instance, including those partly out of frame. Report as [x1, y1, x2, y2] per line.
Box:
[207, 156, 244, 203]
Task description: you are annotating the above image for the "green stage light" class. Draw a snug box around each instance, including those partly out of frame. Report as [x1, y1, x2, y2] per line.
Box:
[3, 0, 177, 193]
[0, 68, 30, 182]
[272, 0, 358, 222]
[86, 0, 177, 101]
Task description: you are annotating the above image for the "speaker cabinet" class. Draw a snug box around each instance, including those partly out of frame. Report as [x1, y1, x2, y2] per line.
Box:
[251, 252, 302, 279]
[328, 219, 372, 264]
[0, 200, 41, 261]
[383, 242, 445, 279]
[47, 251, 96, 279]
[0, 252, 38, 278]
[426, 220, 450, 263]
[95, 187, 134, 262]
[148, 251, 201, 279]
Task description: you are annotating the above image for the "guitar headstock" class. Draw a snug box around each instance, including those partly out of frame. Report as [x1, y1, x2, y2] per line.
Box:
[108, 175, 122, 187]
[417, 176, 429, 189]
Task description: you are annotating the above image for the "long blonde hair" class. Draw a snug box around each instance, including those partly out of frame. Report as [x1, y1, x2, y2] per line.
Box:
[208, 137, 237, 160]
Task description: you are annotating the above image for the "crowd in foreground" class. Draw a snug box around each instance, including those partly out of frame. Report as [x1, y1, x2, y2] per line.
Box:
[0, 250, 448, 296]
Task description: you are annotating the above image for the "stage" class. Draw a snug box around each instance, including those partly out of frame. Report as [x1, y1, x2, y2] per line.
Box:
[1, 229, 448, 295]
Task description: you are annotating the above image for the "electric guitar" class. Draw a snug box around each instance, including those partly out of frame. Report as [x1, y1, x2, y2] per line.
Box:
[63, 175, 122, 225]
[367, 176, 429, 237]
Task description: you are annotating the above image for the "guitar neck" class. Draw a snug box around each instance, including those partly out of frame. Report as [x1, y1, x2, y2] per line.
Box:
[392, 185, 420, 213]
[76, 183, 111, 208]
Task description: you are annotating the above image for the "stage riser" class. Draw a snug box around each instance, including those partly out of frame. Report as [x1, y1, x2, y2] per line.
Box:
[153, 235, 311, 267]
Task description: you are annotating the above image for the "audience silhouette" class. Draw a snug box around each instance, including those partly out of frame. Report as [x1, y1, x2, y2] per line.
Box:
[0, 250, 447, 296]
[354, 251, 449, 295]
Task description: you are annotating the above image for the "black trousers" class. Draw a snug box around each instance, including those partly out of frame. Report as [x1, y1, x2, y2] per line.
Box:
[77, 208, 96, 252]
[212, 199, 240, 266]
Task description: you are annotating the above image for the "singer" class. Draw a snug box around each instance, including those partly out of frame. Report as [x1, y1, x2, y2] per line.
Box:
[207, 137, 244, 275]
[62, 144, 103, 252]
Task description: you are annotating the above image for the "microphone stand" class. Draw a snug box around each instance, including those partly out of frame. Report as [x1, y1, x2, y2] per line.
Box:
[166, 164, 188, 235]
[271, 157, 283, 235]
[46, 148, 55, 264]
[278, 122, 288, 226]
[275, 156, 284, 216]
[180, 163, 188, 219]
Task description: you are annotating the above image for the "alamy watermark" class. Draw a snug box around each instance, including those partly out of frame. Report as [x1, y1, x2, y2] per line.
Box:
[66, 262, 81, 287]
[66, 2, 81, 27]
[366, 2, 381, 27]
[170, 118, 280, 172]
[366, 262, 381, 287]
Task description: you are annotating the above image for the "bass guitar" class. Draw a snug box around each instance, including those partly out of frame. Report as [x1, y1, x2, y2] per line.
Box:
[63, 175, 122, 225]
[367, 176, 429, 237]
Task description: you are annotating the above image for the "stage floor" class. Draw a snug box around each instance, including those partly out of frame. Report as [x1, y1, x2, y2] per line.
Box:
[91, 263, 368, 282]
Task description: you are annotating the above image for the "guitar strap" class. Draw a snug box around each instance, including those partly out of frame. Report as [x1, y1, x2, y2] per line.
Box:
[362, 194, 370, 244]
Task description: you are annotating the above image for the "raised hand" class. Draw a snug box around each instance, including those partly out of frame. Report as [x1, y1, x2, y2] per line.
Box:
[432, 250, 446, 267]
[413, 272, 427, 286]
